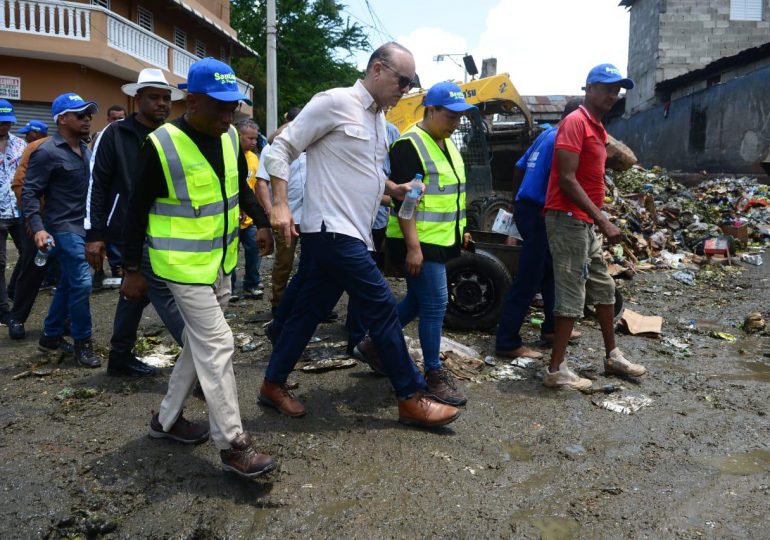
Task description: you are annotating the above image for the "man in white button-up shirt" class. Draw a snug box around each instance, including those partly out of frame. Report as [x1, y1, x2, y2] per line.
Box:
[259, 42, 460, 429]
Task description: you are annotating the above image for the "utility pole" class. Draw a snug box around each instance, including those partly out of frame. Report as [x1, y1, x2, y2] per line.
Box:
[266, 0, 277, 134]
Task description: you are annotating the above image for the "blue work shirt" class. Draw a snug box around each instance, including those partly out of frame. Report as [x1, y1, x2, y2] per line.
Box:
[515, 126, 557, 206]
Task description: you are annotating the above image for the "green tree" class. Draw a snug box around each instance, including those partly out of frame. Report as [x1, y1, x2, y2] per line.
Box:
[230, 0, 369, 130]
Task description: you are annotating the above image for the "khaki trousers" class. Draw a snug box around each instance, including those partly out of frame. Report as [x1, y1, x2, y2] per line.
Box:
[270, 225, 299, 309]
[158, 269, 242, 450]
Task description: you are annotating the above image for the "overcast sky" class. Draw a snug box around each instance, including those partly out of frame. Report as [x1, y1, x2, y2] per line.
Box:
[344, 0, 630, 95]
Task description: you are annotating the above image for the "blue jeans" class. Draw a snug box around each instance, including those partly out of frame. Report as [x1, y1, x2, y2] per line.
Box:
[231, 225, 261, 290]
[43, 232, 92, 340]
[496, 200, 555, 350]
[265, 230, 425, 399]
[110, 245, 185, 354]
[397, 261, 448, 372]
[106, 243, 122, 273]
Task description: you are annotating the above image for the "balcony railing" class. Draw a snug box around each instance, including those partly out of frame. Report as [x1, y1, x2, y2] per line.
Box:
[0, 0, 90, 40]
[0, 0, 253, 102]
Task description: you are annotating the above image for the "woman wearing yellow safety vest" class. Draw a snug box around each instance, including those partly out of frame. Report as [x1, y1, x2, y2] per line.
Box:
[386, 81, 475, 407]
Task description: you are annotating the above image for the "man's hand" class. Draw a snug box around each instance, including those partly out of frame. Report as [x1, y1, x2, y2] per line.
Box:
[256, 227, 274, 256]
[385, 180, 425, 202]
[270, 201, 298, 246]
[120, 270, 148, 301]
[85, 240, 106, 270]
[405, 246, 423, 277]
[463, 232, 472, 249]
[597, 218, 622, 245]
[34, 230, 53, 250]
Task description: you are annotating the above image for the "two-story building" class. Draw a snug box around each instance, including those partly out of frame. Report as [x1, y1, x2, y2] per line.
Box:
[608, 0, 770, 174]
[0, 0, 256, 134]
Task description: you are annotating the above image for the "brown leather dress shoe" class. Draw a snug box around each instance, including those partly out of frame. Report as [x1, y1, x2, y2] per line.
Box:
[495, 346, 543, 359]
[398, 392, 460, 428]
[148, 411, 209, 444]
[352, 336, 386, 376]
[221, 433, 277, 478]
[258, 379, 306, 417]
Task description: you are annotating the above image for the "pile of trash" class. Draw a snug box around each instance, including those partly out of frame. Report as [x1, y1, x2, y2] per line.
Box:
[602, 166, 769, 272]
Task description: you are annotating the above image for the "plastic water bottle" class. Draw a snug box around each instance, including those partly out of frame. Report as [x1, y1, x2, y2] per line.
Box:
[397, 174, 424, 220]
[34, 237, 53, 267]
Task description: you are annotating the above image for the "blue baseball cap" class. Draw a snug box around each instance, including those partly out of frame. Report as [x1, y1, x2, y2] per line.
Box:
[0, 99, 16, 123]
[179, 57, 252, 105]
[18, 120, 48, 135]
[51, 92, 98, 122]
[424, 81, 476, 112]
[586, 63, 634, 89]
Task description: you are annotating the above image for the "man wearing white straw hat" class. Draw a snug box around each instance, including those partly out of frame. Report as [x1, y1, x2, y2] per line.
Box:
[85, 68, 187, 377]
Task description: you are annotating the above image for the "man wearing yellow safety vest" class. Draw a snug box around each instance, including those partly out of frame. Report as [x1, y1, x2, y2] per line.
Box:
[379, 81, 474, 407]
[121, 58, 277, 479]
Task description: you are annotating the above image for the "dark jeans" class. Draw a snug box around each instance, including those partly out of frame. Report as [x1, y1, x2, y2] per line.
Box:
[43, 232, 92, 340]
[110, 245, 185, 354]
[9, 230, 56, 324]
[0, 218, 24, 315]
[265, 230, 425, 399]
[345, 227, 386, 346]
[495, 200, 555, 351]
[107, 243, 122, 273]
[230, 225, 261, 291]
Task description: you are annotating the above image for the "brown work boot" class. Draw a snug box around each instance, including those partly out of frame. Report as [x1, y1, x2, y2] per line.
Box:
[220, 432, 277, 478]
[258, 379, 306, 417]
[352, 336, 386, 376]
[424, 368, 467, 406]
[398, 392, 460, 428]
[148, 411, 209, 444]
[495, 345, 543, 359]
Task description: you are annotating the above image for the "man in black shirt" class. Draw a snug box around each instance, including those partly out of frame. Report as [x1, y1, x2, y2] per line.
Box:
[121, 58, 276, 479]
[85, 68, 186, 377]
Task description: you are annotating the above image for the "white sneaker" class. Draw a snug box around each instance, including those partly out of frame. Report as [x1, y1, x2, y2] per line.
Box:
[542, 363, 593, 391]
[605, 348, 647, 377]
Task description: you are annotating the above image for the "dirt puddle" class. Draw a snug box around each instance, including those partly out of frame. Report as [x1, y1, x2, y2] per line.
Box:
[708, 449, 770, 475]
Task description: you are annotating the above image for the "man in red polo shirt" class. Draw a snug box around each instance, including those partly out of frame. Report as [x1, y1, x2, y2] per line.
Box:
[543, 63, 647, 390]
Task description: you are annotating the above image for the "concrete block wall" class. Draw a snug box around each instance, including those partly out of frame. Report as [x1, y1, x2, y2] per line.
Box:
[626, 0, 770, 112]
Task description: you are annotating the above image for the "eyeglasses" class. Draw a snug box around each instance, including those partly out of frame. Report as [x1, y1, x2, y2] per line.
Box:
[72, 110, 93, 120]
[380, 61, 416, 90]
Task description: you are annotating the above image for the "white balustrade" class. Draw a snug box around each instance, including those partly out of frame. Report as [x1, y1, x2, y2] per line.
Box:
[0, 0, 90, 40]
[107, 15, 168, 70]
[172, 47, 197, 78]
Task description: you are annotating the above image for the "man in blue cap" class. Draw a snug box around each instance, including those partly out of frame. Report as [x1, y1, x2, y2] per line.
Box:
[17, 120, 48, 144]
[121, 58, 276, 478]
[22, 93, 103, 368]
[542, 63, 647, 391]
[0, 99, 26, 326]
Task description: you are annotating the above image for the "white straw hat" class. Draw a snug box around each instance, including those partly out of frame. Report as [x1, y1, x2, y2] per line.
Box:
[121, 68, 184, 101]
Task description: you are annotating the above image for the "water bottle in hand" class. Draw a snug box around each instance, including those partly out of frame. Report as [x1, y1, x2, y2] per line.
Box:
[397, 173, 424, 220]
[34, 237, 53, 267]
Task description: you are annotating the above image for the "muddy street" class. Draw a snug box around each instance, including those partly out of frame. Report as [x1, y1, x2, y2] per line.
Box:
[1, 249, 769, 539]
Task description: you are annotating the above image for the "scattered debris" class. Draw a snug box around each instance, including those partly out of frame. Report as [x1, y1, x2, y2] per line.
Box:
[483, 356, 496, 367]
[510, 357, 536, 369]
[743, 312, 766, 333]
[490, 365, 525, 381]
[741, 253, 763, 266]
[594, 394, 653, 415]
[583, 383, 624, 395]
[620, 308, 663, 336]
[564, 443, 587, 455]
[301, 359, 357, 373]
[56, 387, 98, 401]
[672, 271, 695, 286]
[710, 331, 737, 342]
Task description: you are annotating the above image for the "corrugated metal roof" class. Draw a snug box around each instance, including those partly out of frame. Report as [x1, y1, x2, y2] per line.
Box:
[522, 95, 583, 114]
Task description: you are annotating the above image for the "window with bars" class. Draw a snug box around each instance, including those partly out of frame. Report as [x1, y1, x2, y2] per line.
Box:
[174, 27, 187, 50]
[195, 39, 207, 59]
[730, 0, 763, 21]
[90, 0, 110, 8]
[137, 6, 154, 31]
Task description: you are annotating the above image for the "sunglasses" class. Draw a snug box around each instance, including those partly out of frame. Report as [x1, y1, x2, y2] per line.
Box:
[71, 109, 93, 120]
[380, 61, 416, 90]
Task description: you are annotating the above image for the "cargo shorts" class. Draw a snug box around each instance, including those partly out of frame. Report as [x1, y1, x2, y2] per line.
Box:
[545, 210, 615, 318]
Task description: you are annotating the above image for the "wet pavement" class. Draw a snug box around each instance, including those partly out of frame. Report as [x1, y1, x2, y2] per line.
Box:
[1, 250, 769, 539]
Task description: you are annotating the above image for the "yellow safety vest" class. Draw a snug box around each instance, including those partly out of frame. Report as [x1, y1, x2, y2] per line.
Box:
[240, 150, 259, 229]
[386, 126, 466, 246]
[146, 123, 240, 284]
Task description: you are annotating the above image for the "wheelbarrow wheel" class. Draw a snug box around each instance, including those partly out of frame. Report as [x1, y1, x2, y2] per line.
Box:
[444, 250, 512, 331]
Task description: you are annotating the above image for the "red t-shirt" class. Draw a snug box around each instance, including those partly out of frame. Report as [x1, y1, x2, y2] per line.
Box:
[544, 106, 608, 223]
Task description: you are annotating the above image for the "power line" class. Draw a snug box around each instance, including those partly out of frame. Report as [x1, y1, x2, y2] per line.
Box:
[363, 0, 394, 41]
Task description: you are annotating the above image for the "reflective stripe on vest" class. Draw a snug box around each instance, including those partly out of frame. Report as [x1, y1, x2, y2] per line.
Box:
[386, 126, 466, 247]
[146, 123, 240, 284]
